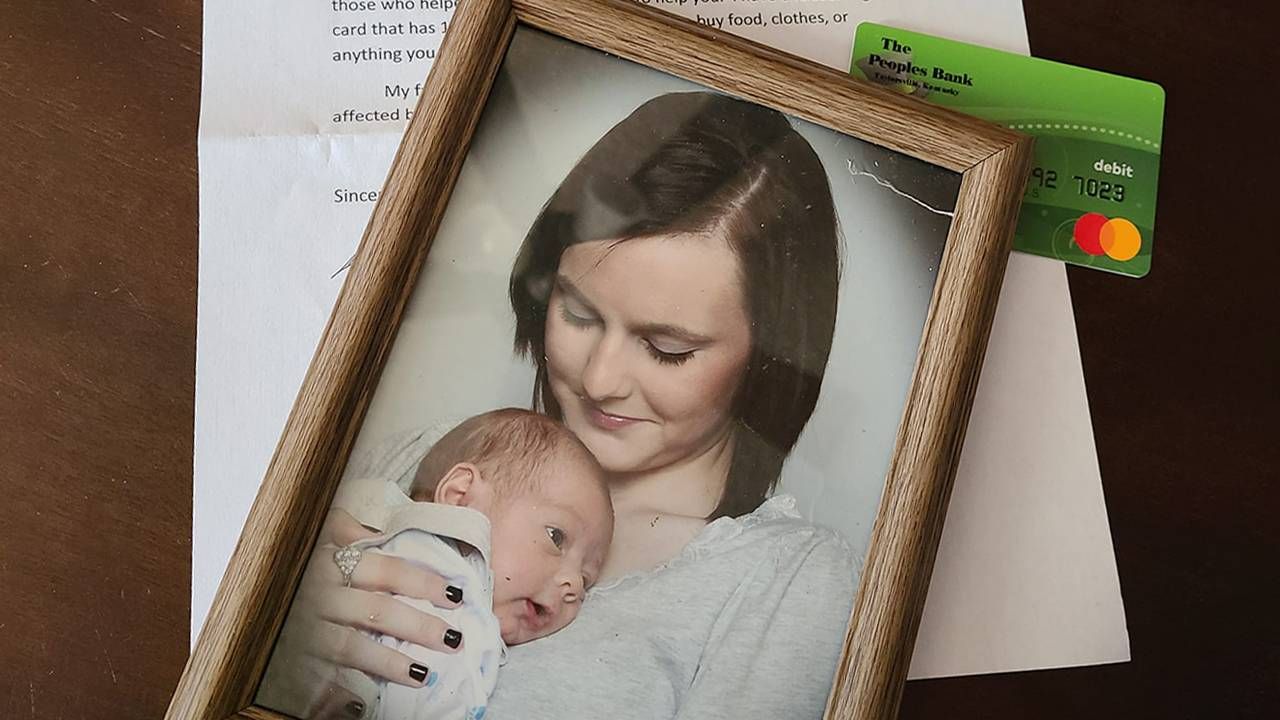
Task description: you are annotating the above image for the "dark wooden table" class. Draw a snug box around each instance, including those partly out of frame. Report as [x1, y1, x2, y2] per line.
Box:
[1, 1, 1275, 717]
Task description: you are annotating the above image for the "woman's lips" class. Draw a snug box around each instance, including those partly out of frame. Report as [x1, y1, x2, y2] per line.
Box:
[583, 402, 645, 431]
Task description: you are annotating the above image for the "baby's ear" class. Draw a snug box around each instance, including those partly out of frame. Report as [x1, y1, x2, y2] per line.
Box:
[434, 463, 492, 510]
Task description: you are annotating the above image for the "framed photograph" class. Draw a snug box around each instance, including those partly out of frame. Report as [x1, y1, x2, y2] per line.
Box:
[167, 1, 1031, 719]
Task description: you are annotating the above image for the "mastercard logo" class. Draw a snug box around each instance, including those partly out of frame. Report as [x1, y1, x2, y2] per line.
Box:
[1072, 213, 1142, 261]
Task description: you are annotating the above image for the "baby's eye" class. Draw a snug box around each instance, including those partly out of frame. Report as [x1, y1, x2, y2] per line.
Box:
[545, 526, 566, 549]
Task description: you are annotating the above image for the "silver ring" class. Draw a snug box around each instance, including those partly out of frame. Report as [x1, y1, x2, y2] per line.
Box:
[333, 545, 363, 587]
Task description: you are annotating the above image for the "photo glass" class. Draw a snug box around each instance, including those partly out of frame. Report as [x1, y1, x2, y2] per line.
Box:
[255, 27, 960, 720]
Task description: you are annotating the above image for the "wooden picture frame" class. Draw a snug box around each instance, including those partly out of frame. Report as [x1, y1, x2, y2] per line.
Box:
[167, 1, 1032, 719]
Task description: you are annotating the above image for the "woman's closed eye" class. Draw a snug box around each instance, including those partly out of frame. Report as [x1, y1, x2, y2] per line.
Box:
[559, 302, 599, 328]
[545, 526, 566, 550]
[644, 339, 696, 366]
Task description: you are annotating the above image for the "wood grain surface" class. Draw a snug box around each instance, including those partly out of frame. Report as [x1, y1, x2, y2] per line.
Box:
[1, 1, 1276, 719]
[0, 1, 201, 717]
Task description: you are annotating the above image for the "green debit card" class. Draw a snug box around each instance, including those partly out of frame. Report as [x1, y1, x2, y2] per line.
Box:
[851, 22, 1165, 277]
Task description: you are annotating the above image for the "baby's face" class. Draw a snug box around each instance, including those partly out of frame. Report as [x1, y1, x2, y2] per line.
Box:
[487, 452, 613, 645]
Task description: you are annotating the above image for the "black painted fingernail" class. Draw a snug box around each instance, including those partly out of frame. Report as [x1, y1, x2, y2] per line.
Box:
[344, 699, 366, 718]
[443, 629, 462, 648]
[445, 585, 463, 604]
[409, 663, 429, 682]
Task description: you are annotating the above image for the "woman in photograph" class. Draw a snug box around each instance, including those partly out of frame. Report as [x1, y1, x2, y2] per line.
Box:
[308, 91, 855, 719]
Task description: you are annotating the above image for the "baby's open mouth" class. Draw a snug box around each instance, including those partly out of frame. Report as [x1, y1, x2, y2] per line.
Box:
[525, 599, 551, 628]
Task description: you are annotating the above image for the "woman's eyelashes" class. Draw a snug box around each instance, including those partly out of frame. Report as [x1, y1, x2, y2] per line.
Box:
[644, 340, 696, 366]
[560, 301, 697, 366]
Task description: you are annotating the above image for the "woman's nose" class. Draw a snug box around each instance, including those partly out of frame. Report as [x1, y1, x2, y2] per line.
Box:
[580, 333, 630, 401]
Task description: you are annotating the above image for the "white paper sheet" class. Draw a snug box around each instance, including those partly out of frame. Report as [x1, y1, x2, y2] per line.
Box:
[195, 0, 1129, 679]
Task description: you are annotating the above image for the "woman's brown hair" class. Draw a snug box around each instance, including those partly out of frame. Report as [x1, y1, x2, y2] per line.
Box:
[510, 91, 841, 519]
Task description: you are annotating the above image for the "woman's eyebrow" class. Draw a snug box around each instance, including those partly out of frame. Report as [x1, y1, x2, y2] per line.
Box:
[554, 275, 597, 311]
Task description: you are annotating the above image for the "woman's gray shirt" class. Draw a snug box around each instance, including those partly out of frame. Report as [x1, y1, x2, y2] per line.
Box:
[487, 494, 858, 719]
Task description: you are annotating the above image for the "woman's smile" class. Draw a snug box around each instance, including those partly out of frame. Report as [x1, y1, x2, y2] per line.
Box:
[582, 399, 649, 431]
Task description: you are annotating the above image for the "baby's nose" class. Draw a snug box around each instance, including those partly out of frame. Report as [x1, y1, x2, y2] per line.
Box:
[561, 574, 584, 603]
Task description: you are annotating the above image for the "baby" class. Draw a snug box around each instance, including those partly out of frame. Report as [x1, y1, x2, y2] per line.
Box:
[331, 408, 614, 720]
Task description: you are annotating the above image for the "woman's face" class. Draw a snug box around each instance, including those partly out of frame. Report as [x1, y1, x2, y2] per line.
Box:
[543, 233, 753, 476]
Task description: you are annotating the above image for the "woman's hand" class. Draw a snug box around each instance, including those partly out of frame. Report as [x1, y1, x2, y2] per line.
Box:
[292, 509, 466, 684]
[259, 508, 466, 718]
